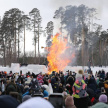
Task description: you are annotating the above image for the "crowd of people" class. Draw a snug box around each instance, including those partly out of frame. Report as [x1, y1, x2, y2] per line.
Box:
[0, 69, 108, 108]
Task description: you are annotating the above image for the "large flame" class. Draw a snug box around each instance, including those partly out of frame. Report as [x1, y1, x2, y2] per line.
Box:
[47, 33, 75, 74]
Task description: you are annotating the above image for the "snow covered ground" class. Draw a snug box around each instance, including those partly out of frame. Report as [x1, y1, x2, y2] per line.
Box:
[0, 64, 108, 75]
[0, 64, 47, 74]
[63, 66, 108, 75]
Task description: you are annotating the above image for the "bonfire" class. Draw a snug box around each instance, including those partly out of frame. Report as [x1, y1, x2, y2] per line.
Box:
[47, 33, 75, 74]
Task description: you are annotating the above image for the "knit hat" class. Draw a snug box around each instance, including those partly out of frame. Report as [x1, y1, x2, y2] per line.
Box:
[22, 95, 31, 102]
[76, 70, 83, 80]
[91, 102, 108, 108]
[17, 97, 54, 108]
[76, 73, 82, 79]
[65, 96, 74, 106]
[99, 94, 107, 103]
[76, 73, 82, 80]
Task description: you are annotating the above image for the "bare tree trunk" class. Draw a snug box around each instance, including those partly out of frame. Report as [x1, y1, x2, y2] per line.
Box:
[34, 36, 36, 64]
[38, 24, 40, 64]
[9, 40, 12, 66]
[92, 46, 94, 67]
[99, 40, 102, 65]
[18, 30, 20, 62]
[34, 21, 36, 64]
[8, 48, 10, 65]
[7, 47, 9, 65]
[10, 43, 12, 64]
[23, 20, 25, 63]
[3, 48, 6, 66]
[102, 40, 107, 66]
[15, 22, 17, 62]
[101, 40, 104, 65]
[12, 20, 16, 63]
[3, 38, 6, 66]
[81, 28, 85, 70]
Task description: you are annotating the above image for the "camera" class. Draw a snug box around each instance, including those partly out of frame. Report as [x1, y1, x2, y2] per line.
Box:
[101, 87, 105, 93]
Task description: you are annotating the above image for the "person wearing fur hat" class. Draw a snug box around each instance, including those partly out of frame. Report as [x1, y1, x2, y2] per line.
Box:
[72, 70, 91, 108]
[65, 96, 76, 108]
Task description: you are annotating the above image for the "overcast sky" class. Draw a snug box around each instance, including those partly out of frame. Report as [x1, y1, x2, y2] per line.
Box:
[0, 0, 108, 53]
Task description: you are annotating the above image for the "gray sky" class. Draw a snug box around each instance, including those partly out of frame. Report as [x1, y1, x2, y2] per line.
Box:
[0, 0, 108, 53]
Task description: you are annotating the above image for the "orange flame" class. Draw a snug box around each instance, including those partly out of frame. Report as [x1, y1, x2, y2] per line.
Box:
[47, 33, 75, 74]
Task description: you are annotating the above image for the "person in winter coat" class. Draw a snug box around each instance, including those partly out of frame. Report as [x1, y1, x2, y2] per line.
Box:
[66, 84, 71, 94]
[41, 87, 49, 98]
[66, 76, 74, 87]
[86, 88, 97, 105]
[42, 84, 50, 95]
[72, 70, 91, 108]
[100, 70, 105, 80]
[23, 78, 41, 97]
[60, 73, 65, 85]
[91, 102, 108, 108]
[0, 95, 19, 108]
[58, 83, 63, 93]
[25, 76, 31, 85]
[5, 80, 17, 95]
[29, 78, 41, 96]
[105, 72, 108, 80]
[98, 94, 108, 104]
[37, 72, 44, 85]
[43, 74, 49, 85]
[87, 75, 97, 92]
[104, 80, 108, 96]
[51, 76, 59, 93]
[66, 75, 74, 94]
[98, 78, 104, 89]
[1, 80, 5, 93]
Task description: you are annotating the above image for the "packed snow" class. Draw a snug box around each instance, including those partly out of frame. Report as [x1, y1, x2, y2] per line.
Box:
[0, 63, 108, 75]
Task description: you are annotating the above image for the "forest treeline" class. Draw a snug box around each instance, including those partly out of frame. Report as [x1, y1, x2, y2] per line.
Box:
[0, 4, 108, 66]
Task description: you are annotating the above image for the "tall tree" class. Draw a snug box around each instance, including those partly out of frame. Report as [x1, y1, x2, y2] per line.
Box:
[46, 21, 54, 47]
[29, 8, 42, 64]
[54, 7, 65, 39]
[54, 5, 98, 66]
[8, 8, 22, 62]
[21, 14, 31, 63]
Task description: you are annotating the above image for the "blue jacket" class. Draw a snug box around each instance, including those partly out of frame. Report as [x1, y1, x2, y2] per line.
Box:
[43, 90, 49, 97]
[22, 91, 30, 97]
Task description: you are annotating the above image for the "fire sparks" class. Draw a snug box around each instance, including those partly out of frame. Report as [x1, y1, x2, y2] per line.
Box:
[47, 33, 75, 74]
